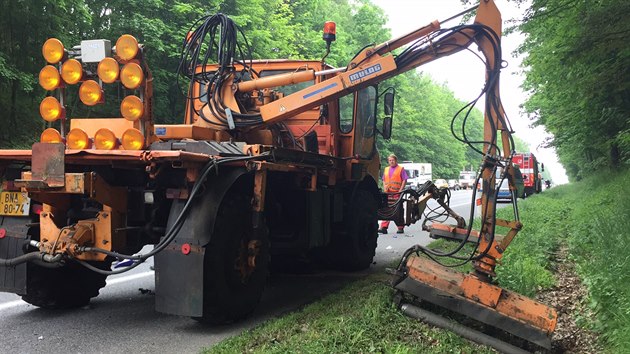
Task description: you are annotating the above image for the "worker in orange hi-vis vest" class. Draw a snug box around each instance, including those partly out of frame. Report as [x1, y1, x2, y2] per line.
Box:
[379, 154, 408, 234]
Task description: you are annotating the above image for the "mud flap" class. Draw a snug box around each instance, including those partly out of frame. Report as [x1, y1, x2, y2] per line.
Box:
[0, 216, 30, 294]
[154, 167, 248, 317]
[154, 234, 206, 317]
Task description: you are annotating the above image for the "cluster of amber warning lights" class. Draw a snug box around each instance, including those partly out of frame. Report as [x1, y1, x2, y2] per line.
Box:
[39, 35, 147, 150]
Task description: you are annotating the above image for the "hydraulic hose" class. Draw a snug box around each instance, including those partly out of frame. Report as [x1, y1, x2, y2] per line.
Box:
[75, 153, 271, 275]
[0, 252, 62, 267]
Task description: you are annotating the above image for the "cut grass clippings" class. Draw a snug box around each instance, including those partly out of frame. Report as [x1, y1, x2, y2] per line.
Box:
[205, 273, 494, 354]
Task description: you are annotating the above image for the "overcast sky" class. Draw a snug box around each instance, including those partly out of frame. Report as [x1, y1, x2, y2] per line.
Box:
[370, 0, 569, 184]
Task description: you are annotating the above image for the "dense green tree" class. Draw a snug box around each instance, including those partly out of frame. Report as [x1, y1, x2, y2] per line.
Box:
[0, 0, 91, 146]
[513, 0, 630, 180]
[0, 0, 487, 180]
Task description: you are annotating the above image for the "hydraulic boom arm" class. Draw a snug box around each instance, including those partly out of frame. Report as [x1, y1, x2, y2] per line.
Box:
[237, 0, 515, 276]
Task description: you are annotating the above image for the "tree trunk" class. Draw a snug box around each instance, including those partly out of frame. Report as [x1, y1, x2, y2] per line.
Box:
[9, 79, 18, 132]
[610, 142, 620, 169]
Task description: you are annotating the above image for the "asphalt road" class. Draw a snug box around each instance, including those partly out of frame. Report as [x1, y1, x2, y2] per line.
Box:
[0, 189, 505, 353]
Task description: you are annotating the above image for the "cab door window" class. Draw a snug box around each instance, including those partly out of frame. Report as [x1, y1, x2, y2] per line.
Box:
[353, 86, 377, 158]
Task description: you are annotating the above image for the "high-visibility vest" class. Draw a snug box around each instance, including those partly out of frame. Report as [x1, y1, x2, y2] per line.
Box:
[384, 165, 403, 192]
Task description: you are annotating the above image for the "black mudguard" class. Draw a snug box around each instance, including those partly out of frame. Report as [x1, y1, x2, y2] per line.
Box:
[154, 167, 249, 317]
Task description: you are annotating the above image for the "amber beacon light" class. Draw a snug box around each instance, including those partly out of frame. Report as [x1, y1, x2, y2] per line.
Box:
[120, 62, 144, 89]
[79, 80, 104, 106]
[122, 128, 144, 150]
[97, 57, 120, 84]
[61, 59, 84, 85]
[121, 95, 144, 121]
[66, 128, 90, 149]
[39, 96, 64, 122]
[116, 34, 139, 61]
[94, 128, 118, 150]
[40, 128, 63, 143]
[42, 38, 65, 64]
[39, 65, 62, 91]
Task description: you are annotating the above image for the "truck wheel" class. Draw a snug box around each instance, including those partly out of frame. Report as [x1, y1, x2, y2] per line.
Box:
[328, 189, 378, 271]
[21, 260, 110, 309]
[195, 191, 269, 324]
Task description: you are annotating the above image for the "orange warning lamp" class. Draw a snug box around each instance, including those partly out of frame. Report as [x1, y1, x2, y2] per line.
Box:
[97, 57, 120, 84]
[40, 128, 63, 143]
[121, 128, 144, 150]
[42, 38, 65, 64]
[39, 65, 62, 91]
[39, 96, 65, 122]
[120, 62, 144, 89]
[94, 128, 118, 150]
[61, 59, 84, 85]
[323, 21, 336, 43]
[66, 128, 91, 149]
[116, 34, 139, 61]
[120, 95, 144, 121]
[79, 80, 104, 106]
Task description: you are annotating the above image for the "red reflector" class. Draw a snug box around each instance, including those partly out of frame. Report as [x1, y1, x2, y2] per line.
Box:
[181, 243, 191, 255]
[33, 204, 43, 215]
[475, 198, 482, 206]
[0, 228, 6, 239]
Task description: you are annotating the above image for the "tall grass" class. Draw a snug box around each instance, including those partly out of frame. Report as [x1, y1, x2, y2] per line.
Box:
[495, 170, 630, 351]
[494, 190, 567, 297]
[564, 172, 630, 350]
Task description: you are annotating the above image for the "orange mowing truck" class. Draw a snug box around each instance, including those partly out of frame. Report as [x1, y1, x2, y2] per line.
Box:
[0, 2, 556, 350]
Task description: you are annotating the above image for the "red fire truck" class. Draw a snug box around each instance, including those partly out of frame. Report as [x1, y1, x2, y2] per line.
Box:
[512, 152, 543, 197]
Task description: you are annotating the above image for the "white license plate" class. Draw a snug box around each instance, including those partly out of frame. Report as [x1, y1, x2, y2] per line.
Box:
[0, 191, 31, 216]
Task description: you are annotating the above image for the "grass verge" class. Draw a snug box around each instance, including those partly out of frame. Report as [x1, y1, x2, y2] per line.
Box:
[205, 273, 493, 354]
[205, 170, 630, 353]
[495, 170, 630, 351]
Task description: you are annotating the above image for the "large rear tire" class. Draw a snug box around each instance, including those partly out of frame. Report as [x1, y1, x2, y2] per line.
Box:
[21, 260, 111, 309]
[194, 190, 269, 324]
[327, 189, 378, 271]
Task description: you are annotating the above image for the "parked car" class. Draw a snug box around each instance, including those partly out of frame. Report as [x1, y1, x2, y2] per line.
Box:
[434, 179, 449, 189]
[448, 179, 460, 190]
[496, 177, 513, 202]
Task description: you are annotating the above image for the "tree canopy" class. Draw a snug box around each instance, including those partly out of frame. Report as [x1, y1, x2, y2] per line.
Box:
[514, 0, 630, 180]
[0, 0, 493, 178]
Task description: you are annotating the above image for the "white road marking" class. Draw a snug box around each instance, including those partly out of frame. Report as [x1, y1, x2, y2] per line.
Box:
[449, 202, 474, 208]
[0, 300, 26, 311]
[0, 270, 154, 311]
[106, 270, 154, 285]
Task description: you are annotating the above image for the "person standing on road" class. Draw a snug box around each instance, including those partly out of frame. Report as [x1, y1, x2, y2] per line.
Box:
[379, 154, 408, 234]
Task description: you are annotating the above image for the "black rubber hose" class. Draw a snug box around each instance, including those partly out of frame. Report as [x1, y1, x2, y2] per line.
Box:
[0, 252, 62, 267]
[400, 303, 532, 354]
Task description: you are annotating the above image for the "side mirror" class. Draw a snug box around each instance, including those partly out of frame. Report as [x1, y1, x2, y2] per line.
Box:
[378, 88, 395, 139]
[384, 92, 395, 116]
[540, 163, 545, 172]
[382, 117, 392, 139]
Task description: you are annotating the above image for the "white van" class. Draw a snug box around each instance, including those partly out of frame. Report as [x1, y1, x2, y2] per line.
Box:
[399, 162, 432, 190]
